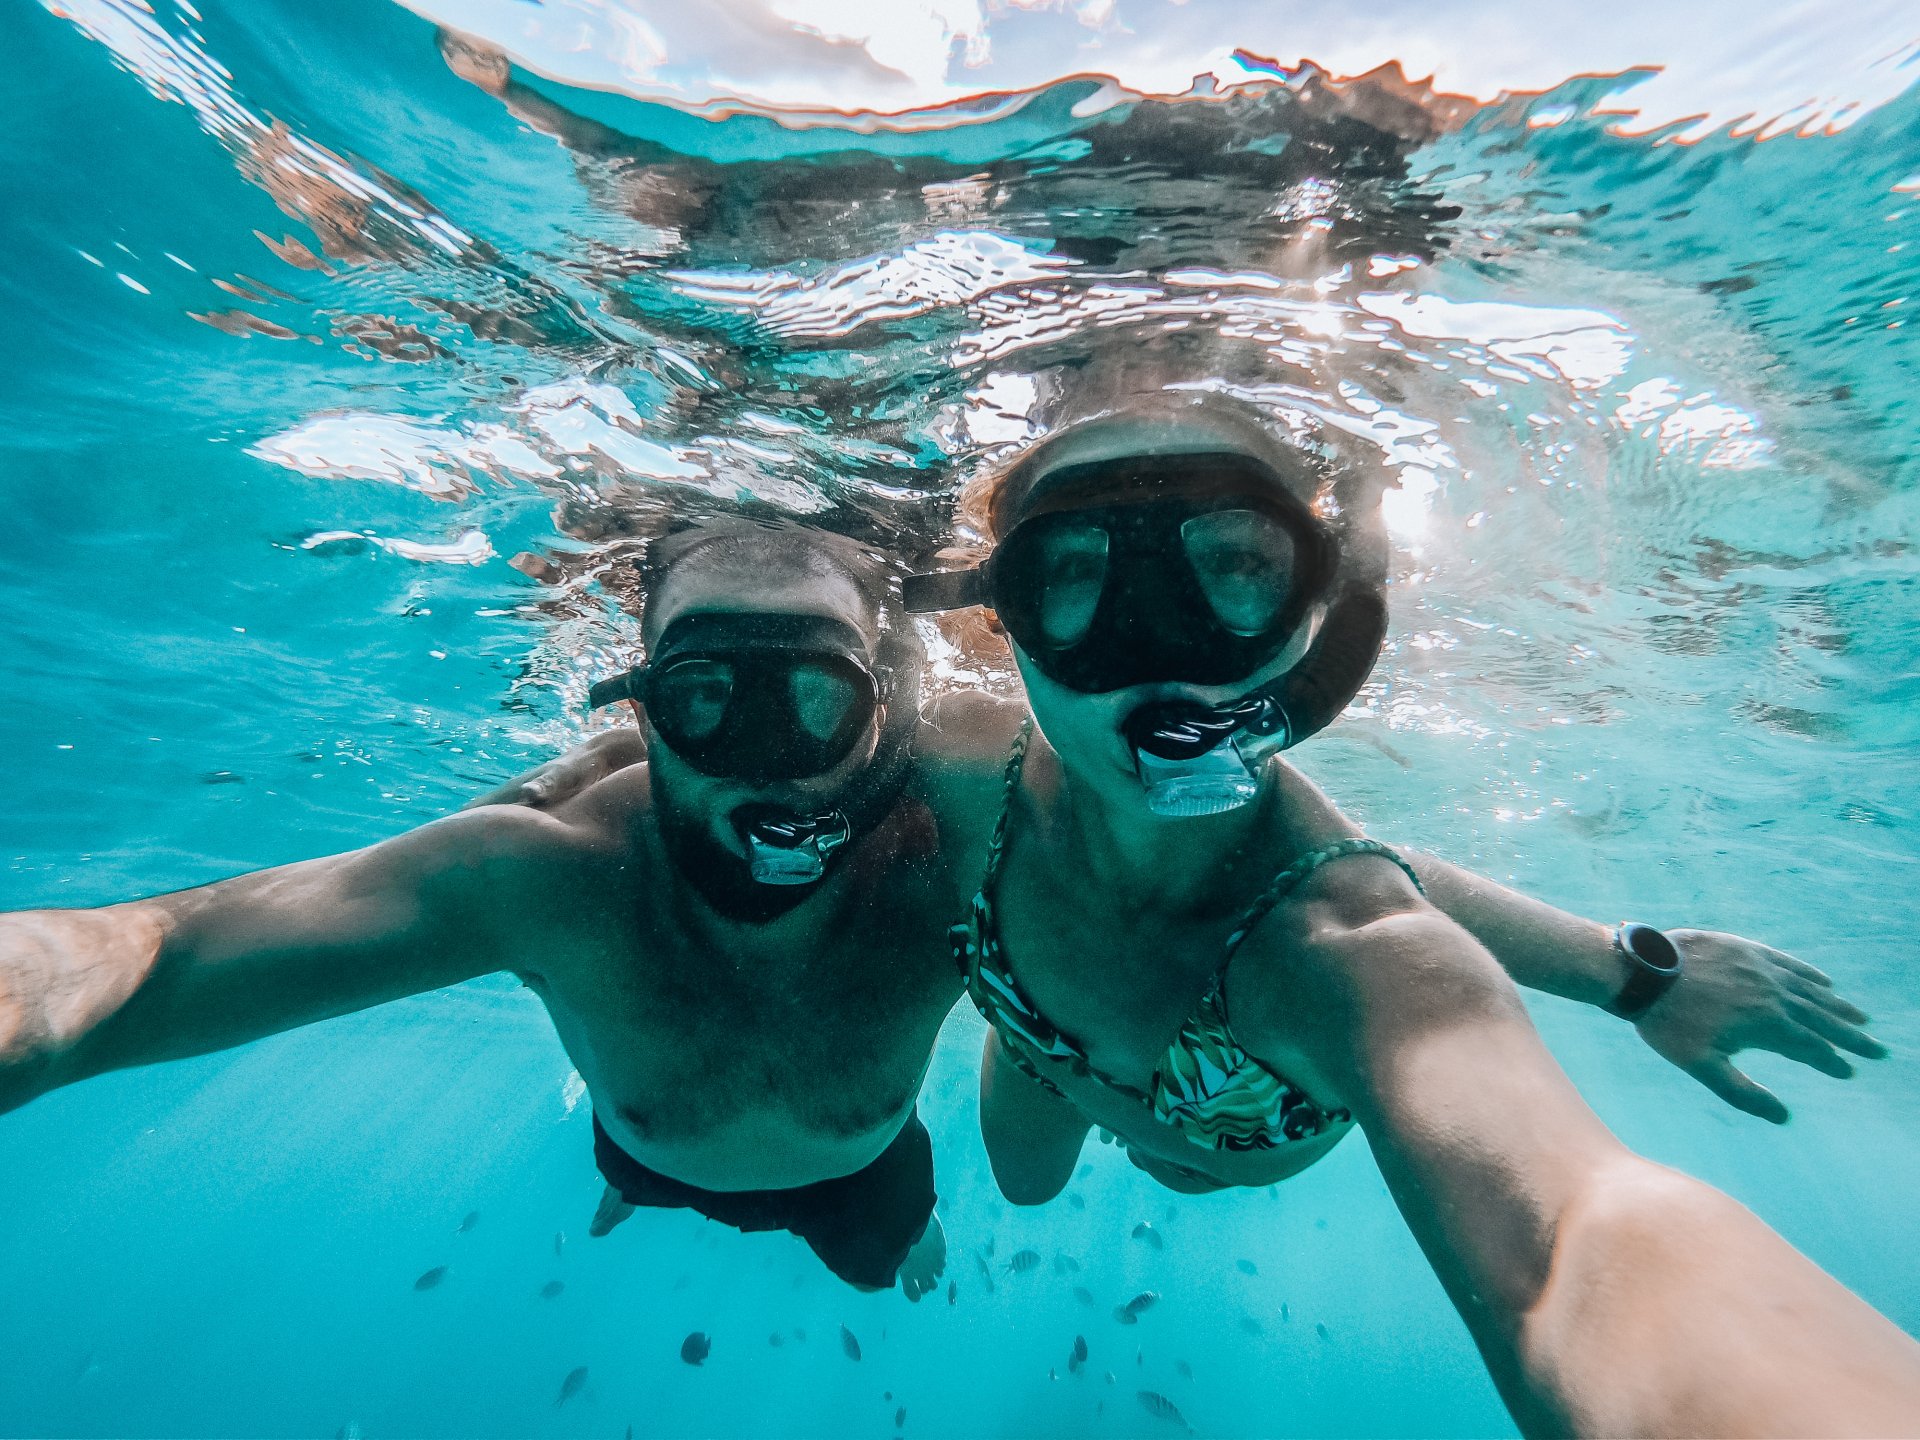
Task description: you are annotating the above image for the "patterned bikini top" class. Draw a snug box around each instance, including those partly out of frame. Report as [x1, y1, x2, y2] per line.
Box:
[951, 721, 1422, 1154]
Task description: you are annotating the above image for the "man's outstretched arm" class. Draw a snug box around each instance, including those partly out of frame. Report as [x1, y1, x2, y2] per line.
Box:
[0, 805, 561, 1115]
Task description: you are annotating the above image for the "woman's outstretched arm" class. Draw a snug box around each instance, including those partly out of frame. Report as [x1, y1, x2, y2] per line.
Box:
[1239, 765, 1920, 1437]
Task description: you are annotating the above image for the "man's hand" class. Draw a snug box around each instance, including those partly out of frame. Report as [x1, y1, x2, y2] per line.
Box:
[464, 729, 646, 811]
[1634, 930, 1887, 1123]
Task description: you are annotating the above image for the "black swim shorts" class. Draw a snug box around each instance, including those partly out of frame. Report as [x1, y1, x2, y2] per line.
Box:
[591, 1112, 936, 1291]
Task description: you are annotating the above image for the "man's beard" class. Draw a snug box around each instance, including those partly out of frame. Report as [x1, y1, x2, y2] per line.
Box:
[651, 764, 821, 925]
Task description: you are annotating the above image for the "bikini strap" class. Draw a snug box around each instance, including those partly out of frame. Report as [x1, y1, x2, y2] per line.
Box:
[1222, 837, 1423, 963]
[979, 717, 1034, 897]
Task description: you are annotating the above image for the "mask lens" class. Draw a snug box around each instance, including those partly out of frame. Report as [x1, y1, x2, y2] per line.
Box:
[1181, 508, 1296, 637]
[1032, 520, 1110, 648]
[651, 658, 735, 742]
[788, 663, 861, 744]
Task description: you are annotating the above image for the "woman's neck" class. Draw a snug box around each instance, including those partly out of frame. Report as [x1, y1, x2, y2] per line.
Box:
[1033, 736, 1264, 919]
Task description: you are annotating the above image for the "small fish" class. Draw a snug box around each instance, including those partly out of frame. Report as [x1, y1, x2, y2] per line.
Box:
[1067, 1193, 1086, 1211]
[413, 1266, 448, 1291]
[895, 1407, 906, 1428]
[884, 1392, 892, 1402]
[840, 1325, 862, 1361]
[973, 1253, 996, 1293]
[947, 1279, 957, 1306]
[1235, 1259, 1258, 1276]
[1072, 1286, 1097, 1307]
[1280, 1303, 1290, 1323]
[1104, 1371, 1117, 1386]
[1005, 1249, 1042, 1274]
[555, 1366, 589, 1407]
[1054, 1254, 1081, 1274]
[1136, 1349, 1144, 1367]
[1096, 1402, 1105, 1416]
[1137, 1389, 1192, 1430]
[1131, 1222, 1164, 1251]
[1315, 1218, 1328, 1230]
[982, 1236, 996, 1258]
[1072, 1336, 1089, 1365]
[539, 1280, 565, 1300]
[1121, 1291, 1160, 1319]
[1315, 1322, 1331, 1341]
[768, 1332, 784, 1348]
[1048, 1367, 1058, 1381]
[1113, 1306, 1138, 1326]
[457, 1211, 480, 1234]
[1239, 1316, 1264, 1336]
[334, 1426, 361, 1440]
[793, 1328, 807, 1343]
[554, 1231, 566, 1257]
[1078, 1163, 1094, 1179]
[680, 1332, 711, 1366]
[1175, 1360, 1193, 1380]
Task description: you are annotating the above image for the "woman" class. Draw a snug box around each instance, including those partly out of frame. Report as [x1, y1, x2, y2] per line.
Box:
[902, 393, 1920, 1433]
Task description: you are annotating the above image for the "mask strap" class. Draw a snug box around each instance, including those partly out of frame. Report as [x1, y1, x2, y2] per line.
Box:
[902, 567, 985, 614]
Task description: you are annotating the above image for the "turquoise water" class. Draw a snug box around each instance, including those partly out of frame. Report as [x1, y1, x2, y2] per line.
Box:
[2, 2, 1917, 1435]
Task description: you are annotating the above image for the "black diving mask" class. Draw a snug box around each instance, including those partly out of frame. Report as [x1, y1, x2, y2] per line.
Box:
[903, 452, 1335, 695]
[588, 613, 884, 786]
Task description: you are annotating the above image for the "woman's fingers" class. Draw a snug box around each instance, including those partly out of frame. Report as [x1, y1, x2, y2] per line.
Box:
[1759, 1019, 1856, 1080]
[1782, 973, 1873, 1027]
[1786, 996, 1889, 1060]
[1770, 950, 1836, 988]
[1687, 1056, 1789, 1124]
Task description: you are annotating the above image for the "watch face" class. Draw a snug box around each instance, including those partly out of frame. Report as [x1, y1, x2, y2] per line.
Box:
[1620, 922, 1681, 974]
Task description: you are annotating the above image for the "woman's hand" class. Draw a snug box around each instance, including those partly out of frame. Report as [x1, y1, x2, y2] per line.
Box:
[1633, 931, 1886, 1123]
[463, 729, 647, 811]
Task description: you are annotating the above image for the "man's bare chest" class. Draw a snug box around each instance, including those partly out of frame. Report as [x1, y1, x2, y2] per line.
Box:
[532, 865, 963, 1139]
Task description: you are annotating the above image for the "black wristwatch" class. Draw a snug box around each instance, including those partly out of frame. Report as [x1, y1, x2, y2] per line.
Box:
[1604, 922, 1683, 1021]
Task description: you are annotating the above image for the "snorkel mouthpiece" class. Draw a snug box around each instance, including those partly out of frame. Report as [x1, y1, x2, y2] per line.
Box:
[732, 805, 853, 886]
[1124, 691, 1293, 818]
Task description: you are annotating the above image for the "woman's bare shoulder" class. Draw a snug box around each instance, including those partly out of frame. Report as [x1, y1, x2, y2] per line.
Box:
[917, 690, 1029, 764]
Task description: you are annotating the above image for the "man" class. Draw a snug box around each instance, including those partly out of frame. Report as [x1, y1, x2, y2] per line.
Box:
[0, 517, 1881, 1292]
[0, 519, 963, 1294]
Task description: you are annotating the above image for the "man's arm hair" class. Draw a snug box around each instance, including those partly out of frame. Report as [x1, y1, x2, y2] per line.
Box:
[0, 805, 563, 1115]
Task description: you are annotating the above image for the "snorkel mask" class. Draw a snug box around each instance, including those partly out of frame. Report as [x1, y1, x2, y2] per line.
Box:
[905, 423, 1388, 817]
[590, 608, 921, 886]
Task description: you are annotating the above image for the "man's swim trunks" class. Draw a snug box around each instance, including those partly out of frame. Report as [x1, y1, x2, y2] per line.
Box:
[591, 1112, 936, 1290]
